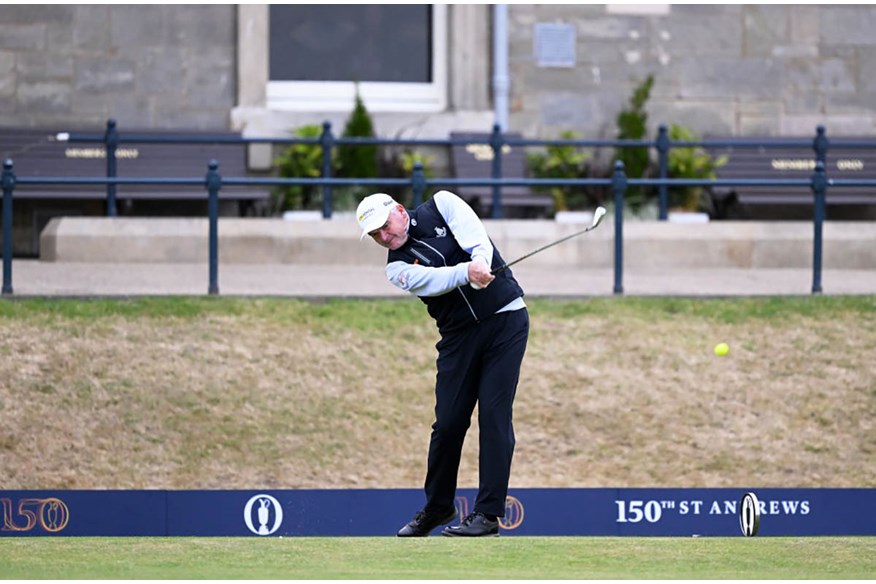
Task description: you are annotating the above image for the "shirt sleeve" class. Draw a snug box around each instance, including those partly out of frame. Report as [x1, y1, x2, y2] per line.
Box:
[386, 260, 470, 297]
[432, 190, 493, 268]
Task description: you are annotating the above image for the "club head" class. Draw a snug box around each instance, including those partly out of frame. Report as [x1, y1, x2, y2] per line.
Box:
[591, 206, 607, 228]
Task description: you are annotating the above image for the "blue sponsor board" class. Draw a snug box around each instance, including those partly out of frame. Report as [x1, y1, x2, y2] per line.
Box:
[1, 488, 873, 537]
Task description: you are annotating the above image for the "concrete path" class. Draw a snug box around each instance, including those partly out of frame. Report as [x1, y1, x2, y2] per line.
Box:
[4, 260, 876, 297]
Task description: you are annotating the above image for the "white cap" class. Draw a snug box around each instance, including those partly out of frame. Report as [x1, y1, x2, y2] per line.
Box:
[356, 193, 397, 239]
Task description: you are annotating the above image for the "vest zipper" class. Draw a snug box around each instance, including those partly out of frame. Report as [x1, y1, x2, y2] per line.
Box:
[410, 236, 479, 322]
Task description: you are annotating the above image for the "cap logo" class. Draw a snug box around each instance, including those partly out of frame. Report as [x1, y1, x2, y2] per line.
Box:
[358, 208, 376, 223]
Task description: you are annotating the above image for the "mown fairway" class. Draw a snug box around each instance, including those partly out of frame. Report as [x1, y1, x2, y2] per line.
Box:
[2, 536, 875, 579]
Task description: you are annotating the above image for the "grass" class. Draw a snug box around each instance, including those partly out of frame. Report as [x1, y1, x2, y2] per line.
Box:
[1, 295, 874, 491]
[2, 294, 874, 324]
[0, 536, 874, 579]
[1, 296, 874, 578]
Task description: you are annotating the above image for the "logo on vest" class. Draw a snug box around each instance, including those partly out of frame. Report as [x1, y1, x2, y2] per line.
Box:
[434, 226, 447, 238]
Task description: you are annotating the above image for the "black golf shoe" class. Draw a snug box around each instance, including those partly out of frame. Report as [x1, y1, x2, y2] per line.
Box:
[441, 511, 499, 537]
[397, 508, 458, 537]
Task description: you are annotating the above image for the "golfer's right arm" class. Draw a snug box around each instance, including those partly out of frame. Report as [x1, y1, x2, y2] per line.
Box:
[386, 261, 475, 297]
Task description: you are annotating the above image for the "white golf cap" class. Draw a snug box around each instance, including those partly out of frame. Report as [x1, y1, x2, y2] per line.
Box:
[356, 193, 397, 239]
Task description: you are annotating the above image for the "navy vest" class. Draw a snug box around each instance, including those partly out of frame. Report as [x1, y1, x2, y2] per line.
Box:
[387, 198, 524, 335]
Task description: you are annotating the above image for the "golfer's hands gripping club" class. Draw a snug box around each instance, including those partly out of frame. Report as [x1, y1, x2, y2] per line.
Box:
[468, 259, 495, 290]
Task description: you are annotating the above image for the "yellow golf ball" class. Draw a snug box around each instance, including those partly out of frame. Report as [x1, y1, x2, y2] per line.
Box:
[714, 342, 730, 356]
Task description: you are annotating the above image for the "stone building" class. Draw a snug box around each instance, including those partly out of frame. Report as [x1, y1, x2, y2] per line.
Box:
[2, 4, 874, 140]
[1, 4, 876, 255]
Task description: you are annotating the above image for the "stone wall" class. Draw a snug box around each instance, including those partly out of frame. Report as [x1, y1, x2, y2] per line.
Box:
[39, 216, 876, 271]
[1, 5, 875, 140]
[0, 5, 235, 130]
[508, 5, 876, 139]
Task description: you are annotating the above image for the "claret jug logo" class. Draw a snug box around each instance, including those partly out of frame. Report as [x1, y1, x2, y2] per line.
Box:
[739, 492, 761, 537]
[243, 494, 283, 536]
[1, 497, 70, 533]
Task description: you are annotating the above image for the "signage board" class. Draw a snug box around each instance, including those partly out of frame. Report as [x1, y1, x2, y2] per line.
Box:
[2, 488, 873, 537]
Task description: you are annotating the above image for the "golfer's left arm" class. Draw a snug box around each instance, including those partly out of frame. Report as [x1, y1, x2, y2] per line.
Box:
[384, 191, 496, 296]
[433, 190, 493, 265]
[433, 190, 495, 287]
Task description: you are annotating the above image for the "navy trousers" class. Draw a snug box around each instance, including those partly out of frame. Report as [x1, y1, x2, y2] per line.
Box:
[423, 308, 529, 518]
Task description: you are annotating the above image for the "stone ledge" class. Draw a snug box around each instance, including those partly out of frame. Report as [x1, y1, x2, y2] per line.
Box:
[39, 217, 876, 270]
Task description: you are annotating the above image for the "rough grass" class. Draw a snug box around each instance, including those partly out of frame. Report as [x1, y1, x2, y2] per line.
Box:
[0, 296, 874, 490]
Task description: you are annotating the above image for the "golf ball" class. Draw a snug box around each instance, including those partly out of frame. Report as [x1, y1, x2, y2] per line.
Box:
[714, 342, 730, 356]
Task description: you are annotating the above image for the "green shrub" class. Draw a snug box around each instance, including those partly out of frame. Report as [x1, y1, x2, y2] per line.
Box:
[666, 124, 728, 211]
[614, 74, 655, 210]
[272, 124, 324, 212]
[399, 150, 434, 177]
[374, 148, 435, 207]
[527, 131, 593, 212]
[337, 87, 377, 179]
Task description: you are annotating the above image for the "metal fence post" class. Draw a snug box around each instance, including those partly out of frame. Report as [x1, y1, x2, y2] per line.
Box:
[206, 159, 222, 295]
[320, 121, 334, 219]
[489, 123, 503, 219]
[813, 124, 828, 165]
[104, 118, 118, 217]
[612, 160, 627, 295]
[2, 159, 15, 295]
[810, 160, 827, 295]
[656, 125, 670, 221]
[411, 161, 426, 207]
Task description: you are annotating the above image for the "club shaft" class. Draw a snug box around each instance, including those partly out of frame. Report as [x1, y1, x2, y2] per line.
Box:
[491, 224, 597, 275]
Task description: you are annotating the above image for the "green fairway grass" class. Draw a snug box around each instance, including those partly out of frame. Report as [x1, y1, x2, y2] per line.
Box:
[1, 536, 874, 579]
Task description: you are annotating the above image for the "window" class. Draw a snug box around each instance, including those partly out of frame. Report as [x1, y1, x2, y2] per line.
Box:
[267, 5, 447, 112]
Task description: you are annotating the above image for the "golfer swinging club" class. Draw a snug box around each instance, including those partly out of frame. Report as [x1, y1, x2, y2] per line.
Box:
[357, 190, 529, 537]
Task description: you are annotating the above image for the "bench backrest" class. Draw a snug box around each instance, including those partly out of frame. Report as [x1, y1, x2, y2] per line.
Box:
[708, 139, 876, 204]
[0, 128, 269, 200]
[450, 132, 552, 211]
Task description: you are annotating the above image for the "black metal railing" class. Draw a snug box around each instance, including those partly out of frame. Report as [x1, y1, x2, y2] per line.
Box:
[56, 119, 876, 220]
[4, 154, 873, 297]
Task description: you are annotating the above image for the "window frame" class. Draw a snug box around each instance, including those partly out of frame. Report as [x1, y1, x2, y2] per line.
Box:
[266, 5, 447, 113]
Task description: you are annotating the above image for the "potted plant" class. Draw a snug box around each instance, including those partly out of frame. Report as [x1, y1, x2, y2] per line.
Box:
[527, 131, 598, 222]
[272, 124, 325, 220]
[614, 75, 655, 212]
[333, 85, 379, 216]
[378, 147, 436, 207]
[666, 123, 727, 222]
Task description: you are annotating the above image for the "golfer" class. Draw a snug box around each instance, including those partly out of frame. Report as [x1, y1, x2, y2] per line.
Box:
[357, 190, 529, 537]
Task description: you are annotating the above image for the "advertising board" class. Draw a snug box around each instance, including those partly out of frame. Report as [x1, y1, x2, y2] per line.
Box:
[1, 488, 872, 537]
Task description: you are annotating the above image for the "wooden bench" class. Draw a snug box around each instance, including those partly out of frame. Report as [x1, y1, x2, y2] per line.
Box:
[0, 128, 270, 255]
[706, 138, 876, 217]
[450, 132, 553, 218]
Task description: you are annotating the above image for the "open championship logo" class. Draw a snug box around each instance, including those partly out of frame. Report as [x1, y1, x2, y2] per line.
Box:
[739, 492, 760, 537]
[243, 494, 283, 536]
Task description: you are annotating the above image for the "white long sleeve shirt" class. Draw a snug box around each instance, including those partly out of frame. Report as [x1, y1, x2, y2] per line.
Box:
[385, 190, 525, 313]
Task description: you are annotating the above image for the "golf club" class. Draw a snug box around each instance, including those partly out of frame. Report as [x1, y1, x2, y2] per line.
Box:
[491, 206, 607, 275]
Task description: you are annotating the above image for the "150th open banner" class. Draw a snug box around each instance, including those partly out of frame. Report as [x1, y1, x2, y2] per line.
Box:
[1, 488, 873, 537]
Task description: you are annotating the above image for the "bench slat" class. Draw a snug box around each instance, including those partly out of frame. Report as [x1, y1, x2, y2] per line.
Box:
[450, 132, 553, 211]
[707, 139, 876, 205]
[1, 129, 269, 201]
